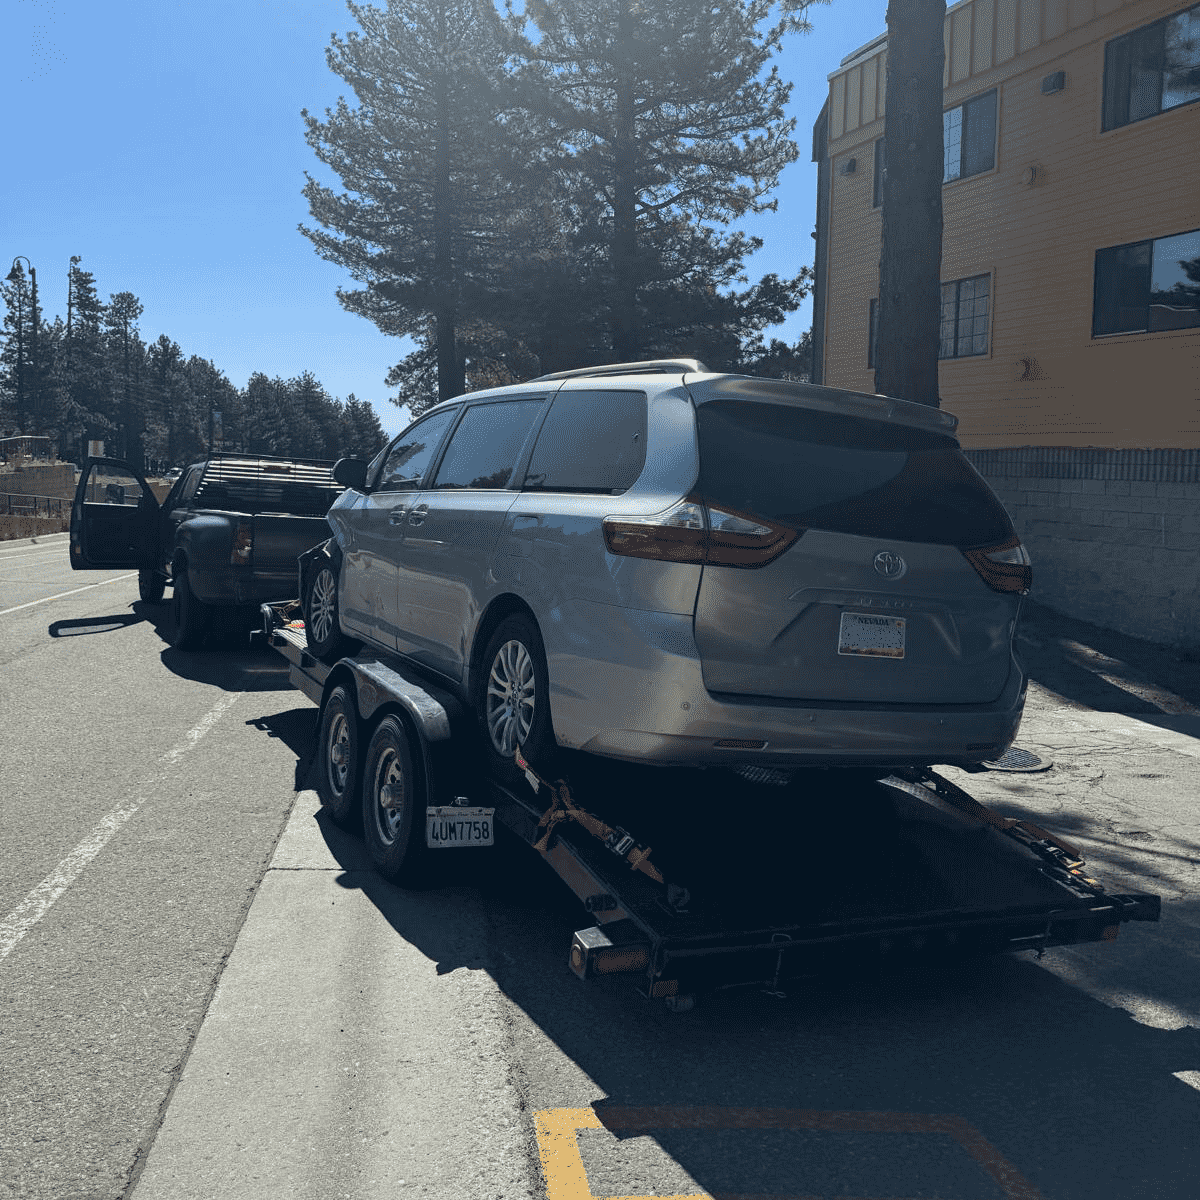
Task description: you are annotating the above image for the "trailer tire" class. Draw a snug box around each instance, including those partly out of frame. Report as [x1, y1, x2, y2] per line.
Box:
[169, 558, 208, 650]
[317, 686, 361, 829]
[478, 614, 556, 785]
[304, 558, 356, 662]
[138, 568, 166, 604]
[361, 714, 428, 886]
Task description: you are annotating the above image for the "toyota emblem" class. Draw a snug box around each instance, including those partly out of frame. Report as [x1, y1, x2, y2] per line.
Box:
[873, 551, 907, 579]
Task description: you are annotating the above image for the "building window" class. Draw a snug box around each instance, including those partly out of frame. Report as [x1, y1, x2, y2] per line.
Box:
[943, 90, 997, 182]
[1093, 228, 1200, 335]
[872, 138, 885, 208]
[870, 280, 990, 364]
[1103, 4, 1200, 131]
[939, 275, 991, 358]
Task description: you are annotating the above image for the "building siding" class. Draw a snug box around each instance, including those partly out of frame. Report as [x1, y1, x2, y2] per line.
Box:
[821, 0, 1200, 450]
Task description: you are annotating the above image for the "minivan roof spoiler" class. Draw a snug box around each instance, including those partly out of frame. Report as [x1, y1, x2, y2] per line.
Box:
[688, 374, 960, 435]
[529, 358, 710, 382]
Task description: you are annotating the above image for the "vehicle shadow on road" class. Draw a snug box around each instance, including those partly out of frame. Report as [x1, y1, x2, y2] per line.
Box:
[130, 599, 296, 692]
[48, 613, 143, 637]
[301, 781, 1200, 1200]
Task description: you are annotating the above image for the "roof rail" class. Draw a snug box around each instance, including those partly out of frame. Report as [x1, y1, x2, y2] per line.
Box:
[529, 358, 710, 382]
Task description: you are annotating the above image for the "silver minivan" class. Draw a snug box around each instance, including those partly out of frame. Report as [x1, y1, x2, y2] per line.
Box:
[307, 360, 1030, 780]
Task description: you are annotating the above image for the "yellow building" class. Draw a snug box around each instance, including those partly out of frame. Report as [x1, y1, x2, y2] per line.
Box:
[811, 0, 1200, 645]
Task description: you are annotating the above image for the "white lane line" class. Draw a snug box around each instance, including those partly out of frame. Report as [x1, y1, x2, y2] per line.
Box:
[0, 535, 70, 555]
[0, 572, 137, 616]
[0, 692, 242, 963]
[0, 548, 70, 564]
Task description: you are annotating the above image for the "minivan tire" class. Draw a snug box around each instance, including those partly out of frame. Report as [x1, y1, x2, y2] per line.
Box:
[361, 713, 428, 886]
[169, 558, 208, 650]
[478, 614, 556, 784]
[304, 559, 356, 662]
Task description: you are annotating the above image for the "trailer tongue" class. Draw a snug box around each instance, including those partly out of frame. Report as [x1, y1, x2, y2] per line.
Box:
[262, 603, 1160, 1007]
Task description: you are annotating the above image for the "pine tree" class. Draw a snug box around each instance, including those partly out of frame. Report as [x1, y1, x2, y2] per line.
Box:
[301, 0, 528, 402]
[510, 0, 822, 362]
[61, 261, 110, 455]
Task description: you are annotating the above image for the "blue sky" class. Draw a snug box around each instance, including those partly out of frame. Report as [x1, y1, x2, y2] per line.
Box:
[5, 0, 889, 437]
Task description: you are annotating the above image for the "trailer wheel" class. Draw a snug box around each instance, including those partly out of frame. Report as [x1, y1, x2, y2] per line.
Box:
[317, 686, 361, 829]
[478, 614, 556, 784]
[361, 714, 427, 885]
[304, 559, 355, 662]
[138, 568, 165, 604]
[169, 557, 208, 650]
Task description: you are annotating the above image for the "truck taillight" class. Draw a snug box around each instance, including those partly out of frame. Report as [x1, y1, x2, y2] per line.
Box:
[602, 495, 799, 568]
[231, 519, 253, 565]
[963, 536, 1031, 594]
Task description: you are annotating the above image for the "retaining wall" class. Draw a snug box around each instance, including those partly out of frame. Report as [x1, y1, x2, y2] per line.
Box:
[965, 448, 1200, 648]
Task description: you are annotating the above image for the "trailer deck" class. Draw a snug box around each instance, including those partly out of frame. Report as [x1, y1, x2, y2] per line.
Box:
[261, 604, 1160, 1006]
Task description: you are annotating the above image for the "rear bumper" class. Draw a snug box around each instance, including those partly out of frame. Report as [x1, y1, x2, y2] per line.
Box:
[189, 567, 298, 607]
[549, 602, 1026, 769]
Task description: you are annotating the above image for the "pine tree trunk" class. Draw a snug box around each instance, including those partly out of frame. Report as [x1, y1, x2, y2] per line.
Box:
[875, 0, 946, 408]
[433, 34, 463, 401]
[610, 0, 639, 363]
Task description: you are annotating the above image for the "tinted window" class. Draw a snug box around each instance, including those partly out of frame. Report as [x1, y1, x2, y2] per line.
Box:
[432, 399, 544, 489]
[524, 390, 647, 494]
[1103, 5, 1200, 130]
[1094, 229, 1199, 336]
[377, 408, 458, 490]
[696, 401, 1013, 549]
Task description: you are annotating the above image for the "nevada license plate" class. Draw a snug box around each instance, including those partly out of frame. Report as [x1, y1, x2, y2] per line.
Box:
[426, 806, 495, 849]
[838, 611, 906, 658]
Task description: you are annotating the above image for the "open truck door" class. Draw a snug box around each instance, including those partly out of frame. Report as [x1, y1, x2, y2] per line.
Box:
[70, 458, 159, 571]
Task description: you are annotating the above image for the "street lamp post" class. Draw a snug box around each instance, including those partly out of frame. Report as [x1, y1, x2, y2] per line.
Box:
[6, 257, 39, 429]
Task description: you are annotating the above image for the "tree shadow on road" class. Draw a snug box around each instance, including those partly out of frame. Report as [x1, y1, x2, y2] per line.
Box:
[1020, 600, 1200, 715]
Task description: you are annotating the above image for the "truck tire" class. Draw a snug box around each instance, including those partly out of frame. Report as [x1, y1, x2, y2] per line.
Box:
[138, 568, 166, 604]
[361, 714, 428, 886]
[478, 614, 557, 785]
[169, 558, 209, 650]
[304, 559, 356, 662]
[317, 685, 361, 829]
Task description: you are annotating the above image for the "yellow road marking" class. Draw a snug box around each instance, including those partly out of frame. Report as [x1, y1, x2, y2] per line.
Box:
[534, 1105, 1045, 1200]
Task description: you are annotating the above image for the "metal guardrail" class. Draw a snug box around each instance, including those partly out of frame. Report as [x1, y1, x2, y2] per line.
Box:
[1, 493, 69, 518]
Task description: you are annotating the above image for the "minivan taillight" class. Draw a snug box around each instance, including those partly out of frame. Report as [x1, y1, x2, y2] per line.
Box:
[963, 537, 1031, 593]
[603, 496, 799, 568]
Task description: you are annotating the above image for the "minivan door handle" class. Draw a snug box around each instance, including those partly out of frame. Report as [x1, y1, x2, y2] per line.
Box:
[407, 504, 429, 527]
[387, 507, 408, 525]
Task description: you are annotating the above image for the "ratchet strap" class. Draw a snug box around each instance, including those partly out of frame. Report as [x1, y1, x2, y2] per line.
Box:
[517, 747, 665, 885]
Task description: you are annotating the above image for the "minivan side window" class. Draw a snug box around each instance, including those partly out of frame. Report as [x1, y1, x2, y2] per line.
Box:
[431, 399, 545, 489]
[376, 408, 458, 491]
[523, 390, 648, 494]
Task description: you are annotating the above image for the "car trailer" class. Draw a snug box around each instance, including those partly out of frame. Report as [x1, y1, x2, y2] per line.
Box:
[260, 603, 1161, 1010]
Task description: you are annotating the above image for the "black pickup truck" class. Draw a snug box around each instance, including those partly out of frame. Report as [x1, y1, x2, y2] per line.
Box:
[70, 454, 342, 649]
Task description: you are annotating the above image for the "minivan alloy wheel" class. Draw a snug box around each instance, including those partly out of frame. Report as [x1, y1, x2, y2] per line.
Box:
[486, 639, 535, 756]
[309, 566, 337, 645]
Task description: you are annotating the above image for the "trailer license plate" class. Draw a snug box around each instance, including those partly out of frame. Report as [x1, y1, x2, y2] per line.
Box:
[426, 807, 495, 848]
[838, 612, 905, 658]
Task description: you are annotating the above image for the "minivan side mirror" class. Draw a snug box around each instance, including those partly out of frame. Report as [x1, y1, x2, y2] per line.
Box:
[333, 457, 369, 491]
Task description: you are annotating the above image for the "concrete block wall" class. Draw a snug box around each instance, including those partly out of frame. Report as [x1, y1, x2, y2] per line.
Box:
[965, 449, 1200, 649]
[0, 464, 77, 499]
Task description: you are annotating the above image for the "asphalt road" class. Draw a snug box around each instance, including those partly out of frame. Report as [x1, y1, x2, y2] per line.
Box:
[2, 536, 1198, 1200]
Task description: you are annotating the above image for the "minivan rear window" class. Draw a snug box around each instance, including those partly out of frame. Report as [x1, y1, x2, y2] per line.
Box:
[696, 401, 1013, 548]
